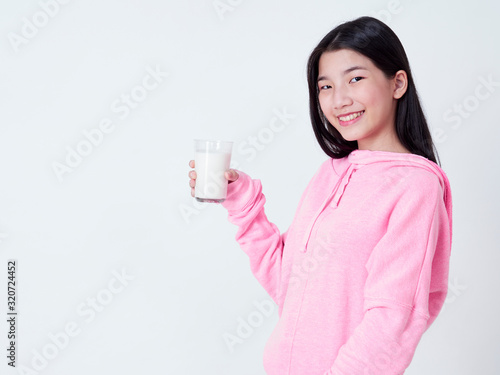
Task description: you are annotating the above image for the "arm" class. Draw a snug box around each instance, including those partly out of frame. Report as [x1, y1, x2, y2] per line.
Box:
[324, 173, 452, 375]
[221, 170, 289, 306]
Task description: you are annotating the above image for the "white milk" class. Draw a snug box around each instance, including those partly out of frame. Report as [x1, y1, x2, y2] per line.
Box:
[194, 151, 232, 201]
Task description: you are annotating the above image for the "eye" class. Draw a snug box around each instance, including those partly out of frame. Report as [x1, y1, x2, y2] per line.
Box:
[319, 84, 332, 90]
[350, 76, 364, 83]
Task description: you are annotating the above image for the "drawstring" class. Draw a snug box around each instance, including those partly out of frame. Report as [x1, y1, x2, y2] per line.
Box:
[300, 164, 357, 253]
[331, 164, 356, 208]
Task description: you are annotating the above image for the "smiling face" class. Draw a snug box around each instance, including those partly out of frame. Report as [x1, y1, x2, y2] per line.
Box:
[317, 49, 409, 153]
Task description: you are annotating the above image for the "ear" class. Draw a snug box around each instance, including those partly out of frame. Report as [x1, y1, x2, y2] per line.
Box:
[392, 70, 408, 99]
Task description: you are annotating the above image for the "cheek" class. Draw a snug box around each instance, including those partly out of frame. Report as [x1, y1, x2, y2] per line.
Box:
[361, 82, 393, 111]
[357, 87, 378, 108]
[319, 100, 330, 119]
[318, 94, 328, 113]
[318, 96, 332, 121]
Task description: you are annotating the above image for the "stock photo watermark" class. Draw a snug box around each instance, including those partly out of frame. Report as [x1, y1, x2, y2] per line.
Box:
[237, 107, 296, 162]
[440, 277, 467, 312]
[179, 106, 297, 225]
[51, 64, 169, 183]
[281, 242, 331, 303]
[7, 0, 73, 54]
[212, 0, 408, 24]
[7, 260, 18, 368]
[222, 299, 276, 353]
[369, 0, 403, 25]
[212, 0, 243, 21]
[363, 338, 403, 374]
[15, 268, 135, 375]
[0, 232, 8, 244]
[433, 74, 499, 144]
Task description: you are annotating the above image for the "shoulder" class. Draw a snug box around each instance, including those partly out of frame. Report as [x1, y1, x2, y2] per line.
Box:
[383, 165, 445, 206]
[355, 162, 444, 205]
[384, 164, 441, 186]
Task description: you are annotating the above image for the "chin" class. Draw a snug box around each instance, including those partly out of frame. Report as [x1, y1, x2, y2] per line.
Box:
[337, 133, 359, 142]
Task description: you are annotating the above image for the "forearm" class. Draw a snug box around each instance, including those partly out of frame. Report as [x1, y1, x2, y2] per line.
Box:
[222, 171, 285, 305]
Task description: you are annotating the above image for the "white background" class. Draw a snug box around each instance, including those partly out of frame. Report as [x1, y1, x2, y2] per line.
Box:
[0, 0, 499, 374]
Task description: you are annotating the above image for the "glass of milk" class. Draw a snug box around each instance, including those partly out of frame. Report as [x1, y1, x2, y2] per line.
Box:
[194, 139, 233, 203]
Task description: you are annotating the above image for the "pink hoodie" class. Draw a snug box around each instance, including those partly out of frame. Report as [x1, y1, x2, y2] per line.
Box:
[221, 149, 452, 375]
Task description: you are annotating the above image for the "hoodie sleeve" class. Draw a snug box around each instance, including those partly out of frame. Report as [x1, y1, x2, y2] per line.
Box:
[324, 170, 452, 375]
[221, 170, 289, 306]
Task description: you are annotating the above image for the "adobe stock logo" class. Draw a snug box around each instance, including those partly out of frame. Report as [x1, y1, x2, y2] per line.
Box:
[212, 0, 243, 21]
[51, 65, 169, 183]
[16, 268, 135, 375]
[370, 0, 404, 25]
[223, 299, 275, 353]
[237, 107, 296, 162]
[0, 232, 8, 243]
[434, 75, 499, 143]
[7, 0, 73, 53]
[178, 106, 296, 225]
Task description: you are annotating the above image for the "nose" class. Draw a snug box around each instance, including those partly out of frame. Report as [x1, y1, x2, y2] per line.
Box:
[332, 86, 353, 110]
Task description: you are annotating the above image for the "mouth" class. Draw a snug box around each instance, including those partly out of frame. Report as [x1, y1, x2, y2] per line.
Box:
[337, 110, 365, 126]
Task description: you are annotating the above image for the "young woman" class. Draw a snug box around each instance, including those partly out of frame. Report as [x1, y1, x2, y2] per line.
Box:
[188, 16, 452, 375]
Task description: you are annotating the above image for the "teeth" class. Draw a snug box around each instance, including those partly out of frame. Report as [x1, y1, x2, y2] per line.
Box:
[339, 111, 364, 122]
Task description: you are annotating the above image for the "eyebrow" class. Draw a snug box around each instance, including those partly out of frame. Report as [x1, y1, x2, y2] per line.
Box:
[317, 66, 368, 82]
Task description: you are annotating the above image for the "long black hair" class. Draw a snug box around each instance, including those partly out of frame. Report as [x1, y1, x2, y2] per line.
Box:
[306, 16, 439, 164]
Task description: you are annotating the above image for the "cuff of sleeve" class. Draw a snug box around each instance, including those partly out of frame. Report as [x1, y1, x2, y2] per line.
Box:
[221, 170, 262, 214]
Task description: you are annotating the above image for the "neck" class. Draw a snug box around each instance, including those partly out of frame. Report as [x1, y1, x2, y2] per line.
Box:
[357, 128, 410, 154]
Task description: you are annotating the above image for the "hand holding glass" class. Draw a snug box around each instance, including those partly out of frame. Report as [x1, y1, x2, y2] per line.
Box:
[191, 140, 234, 203]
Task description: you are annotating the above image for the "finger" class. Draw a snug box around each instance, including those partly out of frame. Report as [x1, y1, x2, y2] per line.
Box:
[189, 160, 195, 168]
[191, 187, 195, 197]
[189, 170, 197, 179]
[189, 179, 195, 188]
[225, 169, 239, 182]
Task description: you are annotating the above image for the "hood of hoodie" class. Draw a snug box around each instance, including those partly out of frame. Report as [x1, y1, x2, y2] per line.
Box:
[300, 149, 453, 253]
